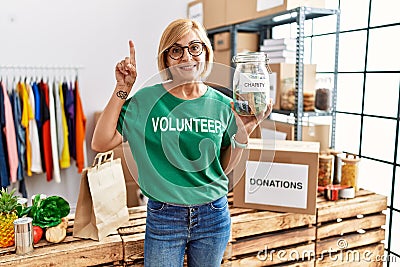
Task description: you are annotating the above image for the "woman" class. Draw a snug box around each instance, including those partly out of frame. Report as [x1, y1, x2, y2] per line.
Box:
[92, 19, 272, 267]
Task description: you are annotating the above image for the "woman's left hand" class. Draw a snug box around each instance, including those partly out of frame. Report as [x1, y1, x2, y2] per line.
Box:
[232, 98, 274, 144]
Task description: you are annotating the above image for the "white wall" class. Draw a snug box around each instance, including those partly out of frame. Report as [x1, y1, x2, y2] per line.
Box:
[0, 0, 191, 209]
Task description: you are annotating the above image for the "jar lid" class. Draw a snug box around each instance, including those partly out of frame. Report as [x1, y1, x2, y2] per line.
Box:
[326, 149, 342, 156]
[13, 217, 33, 225]
[319, 154, 334, 162]
[232, 52, 267, 63]
[341, 153, 360, 163]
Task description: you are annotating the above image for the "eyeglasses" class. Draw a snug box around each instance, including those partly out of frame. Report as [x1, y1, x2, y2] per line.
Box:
[166, 42, 205, 60]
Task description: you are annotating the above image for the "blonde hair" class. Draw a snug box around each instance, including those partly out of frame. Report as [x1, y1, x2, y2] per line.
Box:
[158, 19, 214, 81]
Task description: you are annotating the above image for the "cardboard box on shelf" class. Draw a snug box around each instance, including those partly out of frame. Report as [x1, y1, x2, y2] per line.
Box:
[213, 32, 231, 51]
[207, 50, 232, 88]
[260, 119, 330, 152]
[226, 0, 326, 25]
[187, 0, 227, 30]
[213, 32, 259, 52]
[207, 32, 259, 88]
[269, 63, 316, 110]
[233, 139, 319, 214]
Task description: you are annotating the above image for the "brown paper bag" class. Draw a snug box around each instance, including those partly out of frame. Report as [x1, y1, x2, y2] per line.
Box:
[73, 151, 129, 241]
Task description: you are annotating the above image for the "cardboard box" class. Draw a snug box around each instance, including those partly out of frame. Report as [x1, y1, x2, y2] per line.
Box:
[207, 32, 259, 88]
[207, 50, 232, 88]
[188, 0, 227, 30]
[213, 32, 259, 52]
[260, 119, 331, 152]
[227, 0, 326, 25]
[213, 32, 231, 51]
[233, 139, 319, 214]
[269, 63, 316, 110]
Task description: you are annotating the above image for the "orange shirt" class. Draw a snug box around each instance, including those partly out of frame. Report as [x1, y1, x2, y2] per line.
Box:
[74, 80, 86, 173]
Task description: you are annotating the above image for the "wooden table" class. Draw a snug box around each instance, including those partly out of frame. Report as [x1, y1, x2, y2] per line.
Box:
[0, 190, 387, 267]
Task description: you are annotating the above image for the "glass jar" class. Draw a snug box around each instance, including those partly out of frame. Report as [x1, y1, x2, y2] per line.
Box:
[314, 77, 332, 112]
[327, 149, 343, 185]
[280, 77, 295, 110]
[340, 153, 360, 191]
[318, 154, 334, 186]
[232, 52, 271, 116]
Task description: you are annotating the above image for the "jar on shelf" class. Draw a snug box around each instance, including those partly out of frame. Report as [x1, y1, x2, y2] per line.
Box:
[232, 52, 271, 116]
[280, 78, 315, 111]
[314, 77, 332, 112]
[280, 77, 295, 110]
[318, 154, 334, 186]
[327, 149, 343, 184]
[340, 153, 360, 191]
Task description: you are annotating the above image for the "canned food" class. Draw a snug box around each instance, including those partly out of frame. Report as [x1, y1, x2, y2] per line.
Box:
[13, 217, 34, 255]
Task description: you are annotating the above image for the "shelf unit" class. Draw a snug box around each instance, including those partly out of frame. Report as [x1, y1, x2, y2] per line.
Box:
[207, 6, 340, 148]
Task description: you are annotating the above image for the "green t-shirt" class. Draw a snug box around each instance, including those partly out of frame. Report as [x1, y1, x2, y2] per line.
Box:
[117, 83, 237, 205]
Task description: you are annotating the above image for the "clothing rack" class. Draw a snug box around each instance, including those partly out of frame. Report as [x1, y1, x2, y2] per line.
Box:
[0, 63, 87, 192]
[0, 65, 84, 70]
[0, 65, 84, 84]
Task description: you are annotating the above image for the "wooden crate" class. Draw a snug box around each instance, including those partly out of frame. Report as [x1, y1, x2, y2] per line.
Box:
[315, 189, 387, 267]
[118, 194, 317, 267]
[0, 189, 387, 267]
[221, 193, 316, 266]
[0, 214, 124, 267]
[118, 205, 147, 266]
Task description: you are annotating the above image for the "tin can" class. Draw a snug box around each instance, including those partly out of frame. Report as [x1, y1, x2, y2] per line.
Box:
[13, 217, 34, 255]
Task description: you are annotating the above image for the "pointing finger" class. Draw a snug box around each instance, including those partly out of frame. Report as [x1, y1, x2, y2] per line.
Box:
[129, 40, 136, 65]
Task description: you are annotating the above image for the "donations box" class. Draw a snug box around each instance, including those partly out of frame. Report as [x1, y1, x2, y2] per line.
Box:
[233, 139, 319, 214]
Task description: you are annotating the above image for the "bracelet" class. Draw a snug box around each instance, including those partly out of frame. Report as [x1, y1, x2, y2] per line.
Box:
[231, 134, 248, 149]
[116, 90, 128, 100]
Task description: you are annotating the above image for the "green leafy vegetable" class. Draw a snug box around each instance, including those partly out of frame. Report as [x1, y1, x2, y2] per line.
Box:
[21, 195, 70, 228]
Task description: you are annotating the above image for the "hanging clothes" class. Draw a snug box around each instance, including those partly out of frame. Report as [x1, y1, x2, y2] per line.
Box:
[59, 82, 70, 168]
[18, 82, 34, 176]
[0, 68, 86, 188]
[0, 83, 10, 187]
[39, 80, 53, 182]
[1, 82, 18, 183]
[37, 80, 47, 171]
[26, 82, 43, 174]
[53, 80, 63, 158]
[48, 81, 61, 183]
[64, 82, 76, 160]
[32, 82, 41, 127]
[74, 79, 86, 173]
[9, 86, 24, 181]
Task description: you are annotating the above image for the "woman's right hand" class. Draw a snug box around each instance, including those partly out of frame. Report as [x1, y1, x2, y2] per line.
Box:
[115, 40, 137, 92]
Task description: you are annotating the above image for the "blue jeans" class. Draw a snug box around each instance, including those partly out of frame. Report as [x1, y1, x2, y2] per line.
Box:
[144, 195, 231, 267]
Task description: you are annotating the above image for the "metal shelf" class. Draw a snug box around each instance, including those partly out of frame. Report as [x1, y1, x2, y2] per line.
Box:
[207, 6, 340, 148]
[272, 109, 333, 117]
[207, 7, 339, 34]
